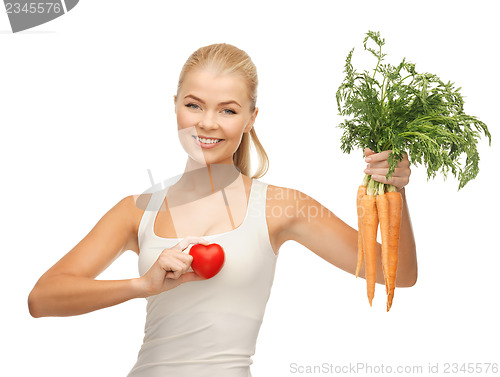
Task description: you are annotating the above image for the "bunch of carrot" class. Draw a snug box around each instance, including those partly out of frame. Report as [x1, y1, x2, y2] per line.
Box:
[356, 175, 402, 311]
[338, 31, 491, 311]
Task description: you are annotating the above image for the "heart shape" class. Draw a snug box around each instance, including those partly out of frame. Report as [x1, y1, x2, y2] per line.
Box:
[189, 243, 225, 279]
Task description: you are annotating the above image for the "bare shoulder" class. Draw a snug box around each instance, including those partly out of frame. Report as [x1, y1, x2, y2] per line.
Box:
[94, 193, 148, 257]
[37, 193, 152, 281]
[265, 184, 312, 253]
[98, 191, 157, 256]
[266, 184, 310, 203]
[125, 192, 155, 255]
[265, 184, 317, 225]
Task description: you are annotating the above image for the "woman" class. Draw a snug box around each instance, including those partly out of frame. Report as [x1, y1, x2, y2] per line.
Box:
[28, 43, 417, 376]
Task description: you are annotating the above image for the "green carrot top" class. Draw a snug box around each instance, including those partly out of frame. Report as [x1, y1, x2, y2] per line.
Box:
[336, 31, 491, 190]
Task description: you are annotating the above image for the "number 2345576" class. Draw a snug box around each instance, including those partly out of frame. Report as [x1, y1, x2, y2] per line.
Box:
[443, 363, 498, 374]
[5, 2, 63, 14]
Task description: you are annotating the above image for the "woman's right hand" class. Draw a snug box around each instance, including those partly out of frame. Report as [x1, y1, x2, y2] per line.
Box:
[138, 236, 210, 297]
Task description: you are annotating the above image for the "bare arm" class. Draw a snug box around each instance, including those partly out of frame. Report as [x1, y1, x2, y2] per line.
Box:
[28, 276, 145, 317]
[274, 186, 416, 287]
[27, 196, 147, 318]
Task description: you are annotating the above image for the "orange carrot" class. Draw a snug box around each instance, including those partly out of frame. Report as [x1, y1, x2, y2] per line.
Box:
[375, 185, 390, 296]
[360, 178, 379, 306]
[355, 181, 368, 278]
[385, 189, 403, 311]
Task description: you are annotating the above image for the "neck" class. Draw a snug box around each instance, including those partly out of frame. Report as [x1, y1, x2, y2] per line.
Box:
[175, 157, 241, 194]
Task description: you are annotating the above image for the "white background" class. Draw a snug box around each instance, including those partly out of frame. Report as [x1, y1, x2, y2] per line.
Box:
[1, 1, 498, 376]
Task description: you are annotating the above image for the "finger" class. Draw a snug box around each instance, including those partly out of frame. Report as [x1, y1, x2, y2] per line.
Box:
[177, 252, 194, 264]
[366, 150, 410, 165]
[163, 249, 192, 265]
[364, 167, 409, 178]
[182, 239, 211, 255]
[370, 174, 409, 191]
[162, 260, 184, 274]
[174, 236, 210, 252]
[166, 269, 183, 280]
[364, 148, 376, 157]
[367, 160, 389, 169]
[367, 157, 410, 172]
[167, 261, 190, 278]
[365, 149, 392, 163]
[179, 271, 206, 283]
[367, 159, 410, 170]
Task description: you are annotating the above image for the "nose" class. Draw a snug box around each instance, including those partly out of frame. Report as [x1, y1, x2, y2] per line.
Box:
[198, 110, 218, 130]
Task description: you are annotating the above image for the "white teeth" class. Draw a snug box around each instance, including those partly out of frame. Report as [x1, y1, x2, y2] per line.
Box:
[196, 136, 222, 144]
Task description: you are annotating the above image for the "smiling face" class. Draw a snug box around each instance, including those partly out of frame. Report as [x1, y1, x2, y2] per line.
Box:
[174, 69, 258, 168]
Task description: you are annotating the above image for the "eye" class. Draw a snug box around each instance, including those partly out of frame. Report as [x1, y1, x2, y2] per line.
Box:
[185, 103, 236, 114]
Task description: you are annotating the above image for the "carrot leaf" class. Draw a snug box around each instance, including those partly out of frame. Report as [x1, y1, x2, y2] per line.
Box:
[336, 31, 492, 190]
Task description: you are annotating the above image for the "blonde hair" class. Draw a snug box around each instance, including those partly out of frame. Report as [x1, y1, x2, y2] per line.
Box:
[175, 43, 269, 179]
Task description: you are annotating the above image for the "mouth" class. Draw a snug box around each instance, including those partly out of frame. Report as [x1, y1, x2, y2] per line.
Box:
[192, 135, 224, 148]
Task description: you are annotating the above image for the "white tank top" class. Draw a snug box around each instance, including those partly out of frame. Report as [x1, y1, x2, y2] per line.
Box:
[127, 178, 279, 377]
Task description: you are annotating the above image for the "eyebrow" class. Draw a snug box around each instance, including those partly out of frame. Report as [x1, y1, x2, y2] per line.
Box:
[184, 94, 241, 107]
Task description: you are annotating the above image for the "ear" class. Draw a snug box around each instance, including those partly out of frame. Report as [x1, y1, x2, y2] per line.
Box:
[174, 95, 177, 113]
[244, 107, 258, 133]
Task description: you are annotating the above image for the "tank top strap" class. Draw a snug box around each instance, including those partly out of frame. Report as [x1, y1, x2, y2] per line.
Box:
[246, 179, 269, 223]
[138, 178, 270, 241]
[138, 187, 168, 241]
[245, 178, 276, 258]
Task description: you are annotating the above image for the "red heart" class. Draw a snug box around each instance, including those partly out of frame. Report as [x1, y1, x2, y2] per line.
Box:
[189, 243, 225, 279]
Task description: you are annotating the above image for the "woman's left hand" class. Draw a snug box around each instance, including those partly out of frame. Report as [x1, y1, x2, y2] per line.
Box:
[363, 148, 411, 191]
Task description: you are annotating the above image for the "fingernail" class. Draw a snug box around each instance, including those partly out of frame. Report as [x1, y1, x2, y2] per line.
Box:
[365, 157, 372, 162]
